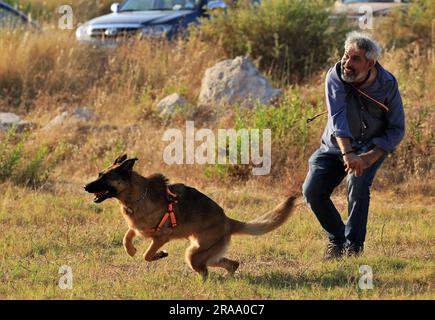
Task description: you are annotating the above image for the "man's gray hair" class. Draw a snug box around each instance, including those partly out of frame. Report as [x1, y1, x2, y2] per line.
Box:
[345, 31, 382, 61]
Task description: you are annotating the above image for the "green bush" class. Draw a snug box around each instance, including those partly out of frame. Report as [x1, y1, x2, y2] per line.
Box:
[0, 128, 24, 181]
[234, 90, 319, 147]
[192, 0, 349, 85]
[0, 129, 51, 188]
[203, 89, 324, 181]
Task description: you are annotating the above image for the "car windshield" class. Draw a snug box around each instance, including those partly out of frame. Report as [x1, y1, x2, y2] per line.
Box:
[342, 0, 408, 3]
[120, 0, 202, 11]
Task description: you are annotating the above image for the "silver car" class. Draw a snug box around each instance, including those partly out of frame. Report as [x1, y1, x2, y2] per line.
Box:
[332, 0, 410, 22]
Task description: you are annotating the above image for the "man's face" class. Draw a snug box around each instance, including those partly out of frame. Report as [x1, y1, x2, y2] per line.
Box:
[341, 46, 374, 83]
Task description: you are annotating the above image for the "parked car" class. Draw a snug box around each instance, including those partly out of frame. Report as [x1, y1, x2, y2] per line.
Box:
[76, 0, 227, 46]
[0, 1, 39, 30]
[331, 0, 410, 22]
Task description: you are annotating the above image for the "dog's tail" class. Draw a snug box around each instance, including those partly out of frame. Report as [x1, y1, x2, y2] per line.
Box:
[229, 196, 297, 236]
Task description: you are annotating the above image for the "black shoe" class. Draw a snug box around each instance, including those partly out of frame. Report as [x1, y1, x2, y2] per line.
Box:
[324, 242, 344, 260]
[344, 244, 364, 257]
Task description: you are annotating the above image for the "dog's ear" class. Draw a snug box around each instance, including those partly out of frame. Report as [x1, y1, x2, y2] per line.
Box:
[113, 154, 128, 165]
[119, 158, 138, 172]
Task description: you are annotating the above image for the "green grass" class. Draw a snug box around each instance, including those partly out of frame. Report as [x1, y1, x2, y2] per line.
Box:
[0, 129, 52, 188]
[0, 182, 433, 299]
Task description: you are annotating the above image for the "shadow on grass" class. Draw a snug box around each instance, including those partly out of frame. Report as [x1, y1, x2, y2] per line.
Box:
[240, 269, 358, 289]
[239, 268, 432, 296]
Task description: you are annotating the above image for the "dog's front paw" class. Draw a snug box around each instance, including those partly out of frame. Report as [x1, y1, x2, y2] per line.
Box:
[124, 246, 137, 257]
[154, 250, 168, 260]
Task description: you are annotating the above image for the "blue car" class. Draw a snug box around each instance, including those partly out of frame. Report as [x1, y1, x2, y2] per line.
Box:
[0, 1, 39, 30]
[76, 0, 227, 45]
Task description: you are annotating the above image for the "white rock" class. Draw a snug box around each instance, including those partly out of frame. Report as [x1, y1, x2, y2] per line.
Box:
[156, 93, 187, 117]
[42, 107, 95, 131]
[198, 56, 282, 108]
[0, 112, 32, 132]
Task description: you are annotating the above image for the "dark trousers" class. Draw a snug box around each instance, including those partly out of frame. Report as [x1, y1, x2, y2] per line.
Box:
[302, 148, 386, 247]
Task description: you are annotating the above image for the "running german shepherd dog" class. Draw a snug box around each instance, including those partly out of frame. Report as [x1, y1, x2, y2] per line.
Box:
[84, 154, 296, 280]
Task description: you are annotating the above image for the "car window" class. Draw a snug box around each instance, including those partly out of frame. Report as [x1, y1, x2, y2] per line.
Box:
[0, 7, 25, 29]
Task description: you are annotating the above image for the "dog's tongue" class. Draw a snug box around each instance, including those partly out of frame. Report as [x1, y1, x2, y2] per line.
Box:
[94, 191, 105, 197]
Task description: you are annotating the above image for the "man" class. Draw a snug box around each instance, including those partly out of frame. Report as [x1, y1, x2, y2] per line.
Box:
[302, 32, 405, 259]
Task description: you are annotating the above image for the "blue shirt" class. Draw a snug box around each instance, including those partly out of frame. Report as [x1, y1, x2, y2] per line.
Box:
[320, 61, 405, 154]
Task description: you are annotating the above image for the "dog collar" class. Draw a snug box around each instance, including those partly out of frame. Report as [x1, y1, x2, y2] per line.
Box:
[124, 188, 148, 216]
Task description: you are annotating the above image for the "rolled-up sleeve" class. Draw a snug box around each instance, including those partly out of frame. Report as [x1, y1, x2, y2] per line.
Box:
[372, 79, 405, 153]
[325, 68, 353, 139]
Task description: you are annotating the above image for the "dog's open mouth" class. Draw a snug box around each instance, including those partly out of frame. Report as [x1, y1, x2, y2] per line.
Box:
[84, 180, 117, 203]
[92, 190, 114, 203]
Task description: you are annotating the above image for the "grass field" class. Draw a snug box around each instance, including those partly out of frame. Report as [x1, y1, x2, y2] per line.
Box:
[1, 181, 433, 299]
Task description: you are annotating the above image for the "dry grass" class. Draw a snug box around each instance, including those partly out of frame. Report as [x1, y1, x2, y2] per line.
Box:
[0, 30, 226, 123]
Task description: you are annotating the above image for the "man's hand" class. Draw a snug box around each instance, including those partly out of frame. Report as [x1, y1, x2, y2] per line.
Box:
[344, 147, 385, 177]
[343, 153, 370, 177]
[336, 137, 386, 177]
[359, 147, 386, 169]
[336, 137, 367, 176]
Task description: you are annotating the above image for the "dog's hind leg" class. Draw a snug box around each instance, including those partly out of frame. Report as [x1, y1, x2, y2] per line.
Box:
[209, 257, 240, 275]
[187, 251, 209, 281]
[186, 235, 236, 280]
[185, 240, 210, 281]
[205, 236, 239, 275]
[143, 237, 169, 262]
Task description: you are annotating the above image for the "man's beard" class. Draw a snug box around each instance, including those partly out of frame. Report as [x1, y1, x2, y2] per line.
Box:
[341, 65, 357, 83]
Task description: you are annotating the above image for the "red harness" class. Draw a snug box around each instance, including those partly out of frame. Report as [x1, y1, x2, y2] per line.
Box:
[153, 186, 178, 232]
